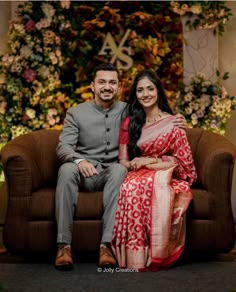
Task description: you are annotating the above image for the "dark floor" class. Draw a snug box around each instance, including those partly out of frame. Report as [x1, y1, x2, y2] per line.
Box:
[1, 257, 236, 292]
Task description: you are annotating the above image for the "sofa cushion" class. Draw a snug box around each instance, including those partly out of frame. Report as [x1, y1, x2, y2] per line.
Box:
[30, 188, 103, 219]
[30, 187, 211, 221]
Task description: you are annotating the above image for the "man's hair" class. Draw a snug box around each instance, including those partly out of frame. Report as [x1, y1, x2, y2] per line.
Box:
[92, 63, 119, 80]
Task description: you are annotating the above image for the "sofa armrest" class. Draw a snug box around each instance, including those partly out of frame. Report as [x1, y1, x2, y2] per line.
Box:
[193, 130, 236, 193]
[1, 144, 42, 197]
[1, 129, 61, 197]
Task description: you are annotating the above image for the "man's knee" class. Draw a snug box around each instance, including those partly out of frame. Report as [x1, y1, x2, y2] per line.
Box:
[109, 163, 128, 183]
[117, 164, 128, 177]
[58, 162, 79, 181]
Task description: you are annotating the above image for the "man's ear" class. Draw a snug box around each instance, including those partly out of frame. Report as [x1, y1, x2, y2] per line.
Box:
[90, 81, 94, 92]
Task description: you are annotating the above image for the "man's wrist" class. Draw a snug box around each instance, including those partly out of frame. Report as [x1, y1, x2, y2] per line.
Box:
[74, 158, 85, 165]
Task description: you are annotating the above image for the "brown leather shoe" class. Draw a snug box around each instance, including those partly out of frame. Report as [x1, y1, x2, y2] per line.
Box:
[98, 246, 117, 267]
[55, 246, 73, 271]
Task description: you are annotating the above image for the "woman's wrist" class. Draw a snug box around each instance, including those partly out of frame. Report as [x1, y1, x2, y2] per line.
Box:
[128, 161, 132, 171]
[152, 157, 161, 164]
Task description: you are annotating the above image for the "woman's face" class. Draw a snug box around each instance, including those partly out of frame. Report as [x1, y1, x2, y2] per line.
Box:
[136, 77, 158, 110]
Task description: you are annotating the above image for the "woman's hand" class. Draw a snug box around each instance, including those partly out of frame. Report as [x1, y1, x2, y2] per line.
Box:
[129, 157, 157, 171]
[129, 157, 177, 171]
[173, 113, 188, 129]
[146, 161, 177, 170]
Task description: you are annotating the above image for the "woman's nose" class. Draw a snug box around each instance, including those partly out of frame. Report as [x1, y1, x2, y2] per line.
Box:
[143, 89, 148, 96]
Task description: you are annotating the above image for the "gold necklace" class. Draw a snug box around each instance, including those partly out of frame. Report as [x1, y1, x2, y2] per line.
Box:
[146, 112, 162, 124]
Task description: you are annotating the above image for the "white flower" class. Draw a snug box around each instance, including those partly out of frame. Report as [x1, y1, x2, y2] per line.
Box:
[184, 92, 193, 102]
[60, 1, 70, 9]
[185, 107, 192, 115]
[38, 66, 50, 79]
[189, 4, 202, 15]
[13, 23, 25, 35]
[41, 3, 55, 19]
[20, 46, 32, 59]
[200, 94, 211, 107]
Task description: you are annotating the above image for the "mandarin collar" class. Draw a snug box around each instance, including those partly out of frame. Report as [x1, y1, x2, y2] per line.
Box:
[92, 99, 117, 112]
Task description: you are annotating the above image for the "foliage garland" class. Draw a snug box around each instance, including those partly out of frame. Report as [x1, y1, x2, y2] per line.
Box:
[170, 0, 233, 36]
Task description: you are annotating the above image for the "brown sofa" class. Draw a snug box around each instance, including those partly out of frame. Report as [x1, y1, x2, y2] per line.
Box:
[1, 128, 236, 256]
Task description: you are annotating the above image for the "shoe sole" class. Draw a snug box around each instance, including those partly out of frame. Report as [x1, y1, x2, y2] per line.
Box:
[55, 263, 73, 271]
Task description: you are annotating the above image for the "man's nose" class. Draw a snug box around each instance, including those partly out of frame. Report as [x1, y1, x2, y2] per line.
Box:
[104, 82, 111, 90]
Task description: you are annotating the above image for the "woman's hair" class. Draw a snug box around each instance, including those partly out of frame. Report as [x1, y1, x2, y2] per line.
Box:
[127, 69, 173, 160]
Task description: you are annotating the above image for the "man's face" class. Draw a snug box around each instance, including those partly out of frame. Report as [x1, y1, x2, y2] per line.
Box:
[91, 70, 119, 107]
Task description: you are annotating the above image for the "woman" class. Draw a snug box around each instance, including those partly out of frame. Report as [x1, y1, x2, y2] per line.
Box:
[111, 70, 197, 272]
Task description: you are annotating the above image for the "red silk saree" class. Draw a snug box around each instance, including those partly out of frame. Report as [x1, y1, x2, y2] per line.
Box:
[111, 115, 197, 271]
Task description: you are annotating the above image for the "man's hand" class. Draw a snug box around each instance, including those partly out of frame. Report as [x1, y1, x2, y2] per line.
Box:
[78, 160, 99, 178]
[173, 113, 188, 129]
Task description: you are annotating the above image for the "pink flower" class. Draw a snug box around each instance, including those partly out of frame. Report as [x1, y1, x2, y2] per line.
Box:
[23, 69, 36, 82]
[47, 108, 58, 126]
[25, 20, 36, 32]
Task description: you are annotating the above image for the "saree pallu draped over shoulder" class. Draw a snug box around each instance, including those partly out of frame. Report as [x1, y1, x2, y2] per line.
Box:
[111, 115, 197, 272]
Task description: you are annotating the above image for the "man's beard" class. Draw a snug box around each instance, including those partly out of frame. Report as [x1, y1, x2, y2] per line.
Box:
[99, 90, 115, 102]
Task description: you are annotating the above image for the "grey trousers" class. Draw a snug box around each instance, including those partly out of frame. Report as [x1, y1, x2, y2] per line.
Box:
[55, 162, 128, 245]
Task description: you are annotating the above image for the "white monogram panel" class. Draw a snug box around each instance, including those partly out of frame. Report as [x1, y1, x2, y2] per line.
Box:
[182, 16, 218, 84]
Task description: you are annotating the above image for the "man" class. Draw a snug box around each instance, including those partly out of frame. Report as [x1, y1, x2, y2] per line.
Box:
[54, 62, 187, 271]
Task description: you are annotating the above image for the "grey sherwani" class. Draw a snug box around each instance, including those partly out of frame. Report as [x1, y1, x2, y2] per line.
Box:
[55, 100, 128, 244]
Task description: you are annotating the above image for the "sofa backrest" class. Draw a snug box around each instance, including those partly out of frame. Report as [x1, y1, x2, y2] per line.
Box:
[2, 127, 235, 191]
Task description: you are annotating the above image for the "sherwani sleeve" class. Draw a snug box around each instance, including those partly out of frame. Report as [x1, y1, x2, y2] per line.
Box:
[56, 107, 85, 163]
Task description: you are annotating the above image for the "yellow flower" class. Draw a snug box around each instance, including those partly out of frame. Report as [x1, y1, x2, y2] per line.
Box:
[0, 96, 7, 114]
[81, 92, 93, 100]
[25, 108, 36, 119]
[50, 124, 63, 130]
